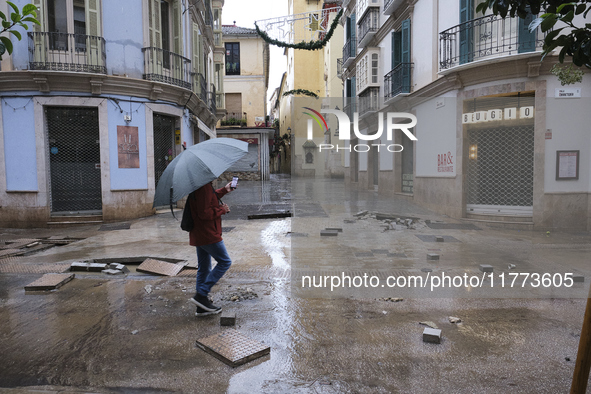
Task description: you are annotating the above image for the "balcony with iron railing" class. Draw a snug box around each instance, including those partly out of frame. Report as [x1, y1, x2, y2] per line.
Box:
[384, 63, 413, 102]
[358, 87, 379, 117]
[343, 100, 357, 121]
[357, 8, 379, 48]
[220, 112, 247, 127]
[342, 37, 357, 68]
[216, 92, 225, 110]
[191, 72, 208, 103]
[28, 32, 106, 74]
[439, 13, 544, 71]
[205, 6, 214, 30]
[142, 47, 191, 90]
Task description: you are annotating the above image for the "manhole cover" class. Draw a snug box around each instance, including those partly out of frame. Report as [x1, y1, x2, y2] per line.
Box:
[25, 273, 74, 291]
[99, 223, 131, 231]
[136, 258, 183, 276]
[196, 329, 270, 367]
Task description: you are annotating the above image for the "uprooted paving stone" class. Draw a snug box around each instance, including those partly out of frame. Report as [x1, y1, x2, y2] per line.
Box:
[378, 297, 404, 302]
[419, 321, 439, 329]
[221, 287, 258, 302]
[449, 316, 462, 324]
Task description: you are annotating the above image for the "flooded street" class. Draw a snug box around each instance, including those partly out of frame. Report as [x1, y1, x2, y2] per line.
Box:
[0, 175, 590, 393]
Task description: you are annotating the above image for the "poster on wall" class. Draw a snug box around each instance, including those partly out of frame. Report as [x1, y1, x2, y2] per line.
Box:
[556, 150, 579, 180]
[117, 125, 140, 169]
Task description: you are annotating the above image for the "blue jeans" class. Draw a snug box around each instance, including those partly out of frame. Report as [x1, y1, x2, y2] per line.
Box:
[196, 240, 232, 296]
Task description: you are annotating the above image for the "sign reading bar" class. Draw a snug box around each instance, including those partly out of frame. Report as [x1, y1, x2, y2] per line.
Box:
[117, 126, 140, 169]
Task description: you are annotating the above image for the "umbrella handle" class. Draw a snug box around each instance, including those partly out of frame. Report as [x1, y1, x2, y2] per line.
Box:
[170, 187, 177, 220]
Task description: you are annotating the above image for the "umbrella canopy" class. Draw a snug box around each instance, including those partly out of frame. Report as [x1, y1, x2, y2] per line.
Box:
[153, 138, 248, 207]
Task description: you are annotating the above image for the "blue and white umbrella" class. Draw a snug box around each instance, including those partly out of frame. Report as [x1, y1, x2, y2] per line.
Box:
[153, 138, 248, 207]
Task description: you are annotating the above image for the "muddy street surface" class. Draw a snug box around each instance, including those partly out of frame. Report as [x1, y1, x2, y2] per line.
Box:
[0, 175, 590, 393]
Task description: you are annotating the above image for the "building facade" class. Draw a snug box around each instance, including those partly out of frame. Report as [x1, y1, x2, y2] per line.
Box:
[0, 0, 226, 227]
[217, 23, 272, 181]
[337, 0, 591, 231]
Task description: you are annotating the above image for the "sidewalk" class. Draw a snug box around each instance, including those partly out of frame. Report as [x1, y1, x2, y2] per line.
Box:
[0, 175, 590, 393]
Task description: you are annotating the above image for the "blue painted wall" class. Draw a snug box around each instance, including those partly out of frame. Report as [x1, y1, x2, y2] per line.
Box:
[2, 97, 37, 191]
[103, 0, 145, 78]
[107, 98, 148, 190]
[9, 0, 33, 70]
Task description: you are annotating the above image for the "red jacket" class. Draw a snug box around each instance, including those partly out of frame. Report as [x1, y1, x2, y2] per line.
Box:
[188, 184, 229, 247]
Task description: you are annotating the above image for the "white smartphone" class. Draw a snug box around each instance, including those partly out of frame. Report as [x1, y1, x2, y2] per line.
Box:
[231, 176, 239, 189]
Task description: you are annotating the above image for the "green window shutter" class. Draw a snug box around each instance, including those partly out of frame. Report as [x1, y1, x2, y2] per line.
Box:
[85, 0, 102, 68]
[172, 0, 182, 54]
[192, 23, 200, 73]
[459, 0, 473, 64]
[32, 0, 46, 63]
[401, 19, 411, 93]
[391, 31, 401, 69]
[518, 6, 536, 53]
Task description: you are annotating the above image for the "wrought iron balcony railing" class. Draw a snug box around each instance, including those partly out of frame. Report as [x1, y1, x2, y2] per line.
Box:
[384, 63, 413, 99]
[358, 87, 379, 116]
[342, 37, 357, 64]
[191, 72, 208, 103]
[28, 32, 106, 74]
[220, 112, 247, 127]
[439, 13, 544, 70]
[142, 47, 191, 90]
[216, 92, 225, 110]
[357, 8, 379, 46]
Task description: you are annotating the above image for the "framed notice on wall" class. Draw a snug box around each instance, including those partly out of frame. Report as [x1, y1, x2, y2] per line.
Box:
[556, 150, 579, 180]
[117, 125, 140, 168]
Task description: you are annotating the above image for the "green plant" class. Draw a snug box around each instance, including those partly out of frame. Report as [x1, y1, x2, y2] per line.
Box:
[551, 63, 584, 85]
[0, 2, 40, 60]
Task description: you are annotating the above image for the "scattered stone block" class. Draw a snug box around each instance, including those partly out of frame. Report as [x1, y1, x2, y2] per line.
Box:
[448, 316, 462, 324]
[25, 273, 74, 291]
[325, 227, 343, 232]
[427, 253, 439, 261]
[220, 312, 236, 326]
[423, 327, 442, 344]
[88, 263, 108, 272]
[110, 263, 130, 273]
[435, 236, 444, 242]
[354, 211, 368, 217]
[320, 230, 339, 237]
[573, 275, 585, 283]
[102, 269, 124, 275]
[421, 268, 433, 273]
[419, 321, 439, 329]
[479, 264, 494, 273]
[344, 219, 356, 224]
[70, 262, 90, 271]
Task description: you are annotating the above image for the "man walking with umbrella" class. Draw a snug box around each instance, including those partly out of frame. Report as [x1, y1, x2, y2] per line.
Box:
[188, 180, 235, 315]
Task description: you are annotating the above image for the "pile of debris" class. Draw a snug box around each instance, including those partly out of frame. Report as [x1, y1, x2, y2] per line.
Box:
[347, 211, 425, 231]
[221, 286, 258, 302]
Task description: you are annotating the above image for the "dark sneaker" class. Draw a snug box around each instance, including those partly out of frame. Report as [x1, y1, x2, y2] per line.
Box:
[189, 293, 221, 312]
[195, 306, 222, 317]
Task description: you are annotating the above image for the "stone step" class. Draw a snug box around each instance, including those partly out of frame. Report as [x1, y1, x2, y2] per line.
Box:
[47, 215, 103, 226]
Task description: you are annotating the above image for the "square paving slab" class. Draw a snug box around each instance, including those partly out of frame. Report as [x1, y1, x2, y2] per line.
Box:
[136, 258, 183, 276]
[196, 329, 270, 367]
[24, 273, 74, 291]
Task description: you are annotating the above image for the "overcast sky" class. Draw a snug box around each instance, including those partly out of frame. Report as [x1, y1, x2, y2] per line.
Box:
[221, 0, 288, 107]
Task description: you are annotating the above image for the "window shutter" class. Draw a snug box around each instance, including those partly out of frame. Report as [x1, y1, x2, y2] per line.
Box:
[391, 31, 401, 69]
[459, 0, 473, 64]
[31, 0, 46, 63]
[149, 0, 162, 74]
[192, 23, 200, 73]
[401, 19, 410, 64]
[85, 0, 102, 67]
[172, 0, 182, 54]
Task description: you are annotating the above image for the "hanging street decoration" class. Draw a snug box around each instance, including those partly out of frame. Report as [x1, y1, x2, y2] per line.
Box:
[255, 7, 343, 51]
[282, 89, 319, 98]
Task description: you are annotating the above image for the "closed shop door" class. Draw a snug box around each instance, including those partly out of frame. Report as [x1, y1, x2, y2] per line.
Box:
[153, 113, 176, 188]
[467, 125, 534, 215]
[47, 107, 102, 213]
